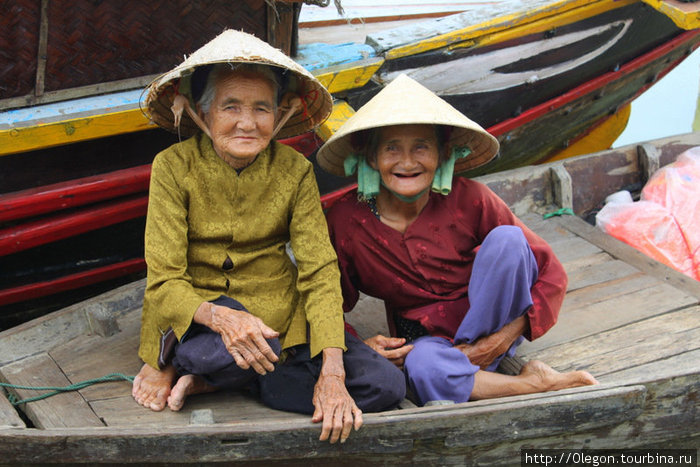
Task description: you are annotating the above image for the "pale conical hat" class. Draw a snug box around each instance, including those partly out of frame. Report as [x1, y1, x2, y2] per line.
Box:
[143, 29, 332, 139]
[317, 74, 499, 176]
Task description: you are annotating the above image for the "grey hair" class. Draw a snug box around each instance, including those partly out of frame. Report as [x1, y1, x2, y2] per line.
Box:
[196, 63, 282, 115]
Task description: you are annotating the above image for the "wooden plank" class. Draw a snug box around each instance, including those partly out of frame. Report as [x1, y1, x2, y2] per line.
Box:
[0, 164, 151, 224]
[0, 391, 24, 429]
[549, 235, 604, 264]
[561, 268, 662, 310]
[314, 57, 384, 94]
[345, 294, 390, 340]
[0, 108, 155, 157]
[34, 0, 49, 97]
[599, 348, 700, 385]
[91, 391, 305, 428]
[377, 0, 635, 59]
[0, 258, 145, 307]
[519, 281, 696, 353]
[49, 314, 143, 403]
[0, 196, 147, 256]
[0, 279, 145, 367]
[563, 256, 641, 292]
[521, 306, 700, 377]
[0, 384, 646, 464]
[0, 353, 104, 429]
[468, 373, 699, 465]
[642, 0, 700, 29]
[315, 100, 355, 142]
[557, 216, 700, 300]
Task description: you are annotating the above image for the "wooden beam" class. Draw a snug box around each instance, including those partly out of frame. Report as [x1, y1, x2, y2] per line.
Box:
[0, 165, 151, 223]
[314, 57, 384, 94]
[0, 258, 145, 307]
[34, 0, 49, 97]
[382, 0, 635, 60]
[0, 108, 155, 157]
[642, 0, 700, 30]
[0, 196, 148, 256]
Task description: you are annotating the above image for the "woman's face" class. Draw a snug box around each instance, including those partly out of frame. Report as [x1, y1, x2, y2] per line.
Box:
[371, 124, 440, 200]
[200, 70, 277, 167]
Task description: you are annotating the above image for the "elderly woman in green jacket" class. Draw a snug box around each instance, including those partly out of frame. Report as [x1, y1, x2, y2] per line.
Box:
[131, 30, 405, 444]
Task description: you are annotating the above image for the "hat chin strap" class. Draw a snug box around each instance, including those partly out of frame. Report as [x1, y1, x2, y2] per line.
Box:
[171, 94, 212, 140]
[272, 93, 302, 139]
[171, 92, 301, 141]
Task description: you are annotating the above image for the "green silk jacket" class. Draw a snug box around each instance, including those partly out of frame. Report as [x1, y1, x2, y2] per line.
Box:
[139, 134, 346, 369]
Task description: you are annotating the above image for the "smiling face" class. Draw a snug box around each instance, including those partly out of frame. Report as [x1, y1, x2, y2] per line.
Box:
[370, 124, 441, 201]
[199, 69, 277, 168]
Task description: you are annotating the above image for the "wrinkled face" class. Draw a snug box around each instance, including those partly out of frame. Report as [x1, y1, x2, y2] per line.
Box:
[371, 124, 440, 200]
[200, 70, 277, 167]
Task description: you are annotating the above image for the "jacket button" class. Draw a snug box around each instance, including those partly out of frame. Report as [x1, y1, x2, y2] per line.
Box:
[222, 257, 234, 270]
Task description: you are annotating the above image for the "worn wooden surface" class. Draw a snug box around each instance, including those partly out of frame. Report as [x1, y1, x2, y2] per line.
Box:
[1, 137, 699, 463]
[0, 390, 24, 429]
[1, 353, 104, 429]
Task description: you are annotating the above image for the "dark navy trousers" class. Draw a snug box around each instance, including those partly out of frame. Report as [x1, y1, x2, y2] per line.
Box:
[171, 296, 406, 414]
[403, 225, 539, 405]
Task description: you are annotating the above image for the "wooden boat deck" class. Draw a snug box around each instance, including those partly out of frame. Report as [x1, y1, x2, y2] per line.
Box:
[1, 134, 699, 463]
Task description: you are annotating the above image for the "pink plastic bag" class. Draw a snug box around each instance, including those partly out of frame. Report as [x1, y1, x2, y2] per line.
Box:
[596, 147, 700, 281]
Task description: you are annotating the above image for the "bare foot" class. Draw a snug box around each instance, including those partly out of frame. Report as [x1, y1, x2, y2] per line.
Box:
[521, 360, 598, 392]
[167, 374, 218, 411]
[132, 363, 177, 411]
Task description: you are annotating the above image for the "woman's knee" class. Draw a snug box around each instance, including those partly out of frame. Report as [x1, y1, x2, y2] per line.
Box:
[482, 225, 527, 252]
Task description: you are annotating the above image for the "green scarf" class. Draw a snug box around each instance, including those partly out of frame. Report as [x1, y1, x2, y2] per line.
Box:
[343, 146, 472, 201]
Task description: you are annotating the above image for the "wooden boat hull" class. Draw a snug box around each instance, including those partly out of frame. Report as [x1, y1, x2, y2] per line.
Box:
[1, 132, 698, 464]
[1, 0, 700, 324]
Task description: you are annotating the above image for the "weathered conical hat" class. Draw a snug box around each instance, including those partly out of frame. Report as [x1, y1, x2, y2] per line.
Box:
[143, 29, 332, 139]
[317, 74, 499, 176]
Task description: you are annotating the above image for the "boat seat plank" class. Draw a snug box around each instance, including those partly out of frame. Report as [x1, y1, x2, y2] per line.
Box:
[520, 214, 603, 263]
[555, 216, 700, 300]
[0, 390, 25, 429]
[520, 306, 700, 377]
[91, 391, 306, 428]
[0, 353, 104, 429]
[598, 348, 700, 385]
[47, 313, 308, 427]
[49, 313, 142, 402]
[563, 254, 641, 292]
[561, 269, 664, 312]
[520, 280, 696, 353]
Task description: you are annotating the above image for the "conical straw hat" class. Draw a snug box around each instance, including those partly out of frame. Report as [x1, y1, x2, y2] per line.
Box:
[317, 74, 499, 176]
[143, 29, 332, 139]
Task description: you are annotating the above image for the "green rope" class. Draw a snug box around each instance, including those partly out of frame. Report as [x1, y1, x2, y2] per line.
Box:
[0, 373, 134, 406]
[543, 207, 575, 219]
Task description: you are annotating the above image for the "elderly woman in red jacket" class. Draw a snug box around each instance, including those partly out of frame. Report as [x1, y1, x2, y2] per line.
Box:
[318, 74, 597, 405]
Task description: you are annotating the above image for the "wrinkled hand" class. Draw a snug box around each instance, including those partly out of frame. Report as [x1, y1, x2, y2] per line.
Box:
[312, 374, 363, 444]
[455, 334, 503, 370]
[455, 316, 528, 369]
[208, 305, 279, 375]
[364, 334, 413, 368]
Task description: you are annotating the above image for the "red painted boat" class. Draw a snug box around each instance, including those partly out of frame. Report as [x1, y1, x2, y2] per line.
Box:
[1, 0, 699, 327]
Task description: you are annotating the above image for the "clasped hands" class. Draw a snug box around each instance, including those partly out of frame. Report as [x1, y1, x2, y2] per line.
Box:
[201, 303, 361, 444]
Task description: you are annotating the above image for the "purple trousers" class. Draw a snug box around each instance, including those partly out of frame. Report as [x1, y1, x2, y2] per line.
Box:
[403, 225, 539, 405]
[171, 296, 406, 414]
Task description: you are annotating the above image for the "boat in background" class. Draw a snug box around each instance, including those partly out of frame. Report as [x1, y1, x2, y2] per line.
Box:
[1, 132, 698, 464]
[1, 0, 700, 327]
